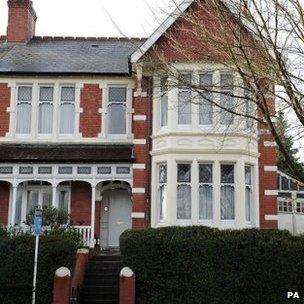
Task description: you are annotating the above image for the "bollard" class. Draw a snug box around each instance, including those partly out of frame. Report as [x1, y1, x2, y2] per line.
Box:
[53, 267, 71, 304]
[119, 267, 135, 304]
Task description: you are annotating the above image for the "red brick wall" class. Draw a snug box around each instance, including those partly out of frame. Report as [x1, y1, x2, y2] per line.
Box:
[0, 182, 10, 225]
[80, 84, 102, 137]
[7, 0, 36, 42]
[70, 181, 91, 226]
[70, 181, 101, 238]
[132, 77, 151, 229]
[0, 83, 10, 137]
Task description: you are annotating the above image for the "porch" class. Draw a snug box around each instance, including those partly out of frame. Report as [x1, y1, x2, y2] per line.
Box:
[0, 163, 134, 248]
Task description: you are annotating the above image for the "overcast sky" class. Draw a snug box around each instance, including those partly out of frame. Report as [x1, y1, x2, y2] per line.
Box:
[0, 0, 182, 38]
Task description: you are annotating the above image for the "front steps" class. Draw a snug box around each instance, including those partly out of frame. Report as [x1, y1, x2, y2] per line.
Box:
[81, 252, 122, 304]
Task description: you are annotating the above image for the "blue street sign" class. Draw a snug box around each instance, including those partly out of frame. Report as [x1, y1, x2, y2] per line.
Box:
[34, 209, 43, 235]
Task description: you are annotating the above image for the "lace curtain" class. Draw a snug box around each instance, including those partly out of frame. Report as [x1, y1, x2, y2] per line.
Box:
[199, 185, 213, 220]
[220, 185, 235, 220]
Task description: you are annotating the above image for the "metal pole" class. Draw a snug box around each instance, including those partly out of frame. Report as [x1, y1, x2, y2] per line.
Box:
[32, 234, 39, 304]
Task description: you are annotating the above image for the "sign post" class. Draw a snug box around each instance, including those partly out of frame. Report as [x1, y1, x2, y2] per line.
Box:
[32, 208, 42, 304]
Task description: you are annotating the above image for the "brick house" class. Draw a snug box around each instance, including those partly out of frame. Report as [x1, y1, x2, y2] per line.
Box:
[0, 0, 278, 249]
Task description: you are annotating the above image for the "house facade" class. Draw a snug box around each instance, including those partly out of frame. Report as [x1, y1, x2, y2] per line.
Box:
[0, 0, 278, 248]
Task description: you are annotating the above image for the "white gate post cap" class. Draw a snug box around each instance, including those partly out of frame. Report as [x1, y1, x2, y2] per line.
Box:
[120, 267, 134, 278]
[55, 267, 71, 278]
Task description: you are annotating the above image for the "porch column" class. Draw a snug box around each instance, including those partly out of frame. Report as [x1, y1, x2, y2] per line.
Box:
[10, 185, 18, 226]
[90, 185, 96, 248]
[52, 185, 58, 208]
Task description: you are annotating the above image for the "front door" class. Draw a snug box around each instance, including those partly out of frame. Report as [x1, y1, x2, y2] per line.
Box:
[101, 190, 132, 248]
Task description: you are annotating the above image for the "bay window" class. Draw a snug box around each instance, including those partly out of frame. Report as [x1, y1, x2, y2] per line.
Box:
[158, 164, 167, 221]
[244, 85, 254, 129]
[199, 164, 213, 220]
[38, 86, 54, 134]
[178, 74, 192, 125]
[59, 86, 75, 135]
[16, 86, 32, 134]
[199, 74, 213, 126]
[220, 74, 235, 126]
[245, 166, 252, 222]
[177, 164, 191, 220]
[108, 87, 127, 135]
[220, 164, 235, 220]
[160, 77, 168, 127]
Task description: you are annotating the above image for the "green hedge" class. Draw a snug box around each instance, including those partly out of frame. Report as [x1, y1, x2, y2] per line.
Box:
[0, 227, 80, 304]
[120, 226, 304, 304]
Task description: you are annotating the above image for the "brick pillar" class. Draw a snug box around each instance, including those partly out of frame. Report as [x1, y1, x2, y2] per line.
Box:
[258, 81, 278, 229]
[71, 249, 89, 291]
[120, 267, 135, 304]
[132, 77, 151, 229]
[0, 83, 11, 137]
[53, 267, 71, 304]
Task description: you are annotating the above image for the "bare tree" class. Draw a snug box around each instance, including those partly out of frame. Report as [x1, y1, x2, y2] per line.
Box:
[139, 0, 304, 181]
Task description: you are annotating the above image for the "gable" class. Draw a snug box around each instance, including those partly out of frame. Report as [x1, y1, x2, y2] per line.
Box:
[131, 0, 248, 63]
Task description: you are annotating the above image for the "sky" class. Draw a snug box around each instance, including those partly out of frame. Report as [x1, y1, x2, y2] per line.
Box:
[0, 0, 182, 38]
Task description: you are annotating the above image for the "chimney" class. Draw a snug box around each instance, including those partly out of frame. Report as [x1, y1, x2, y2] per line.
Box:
[7, 0, 37, 42]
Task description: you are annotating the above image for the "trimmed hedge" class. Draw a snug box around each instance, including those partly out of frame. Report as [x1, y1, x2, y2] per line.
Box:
[120, 226, 304, 304]
[0, 227, 80, 304]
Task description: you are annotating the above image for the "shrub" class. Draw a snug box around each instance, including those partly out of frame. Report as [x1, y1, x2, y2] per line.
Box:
[120, 226, 304, 304]
[25, 206, 69, 228]
[0, 227, 81, 304]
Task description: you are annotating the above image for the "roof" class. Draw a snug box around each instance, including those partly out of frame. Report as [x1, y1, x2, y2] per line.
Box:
[0, 144, 134, 163]
[0, 37, 145, 75]
[130, 0, 247, 63]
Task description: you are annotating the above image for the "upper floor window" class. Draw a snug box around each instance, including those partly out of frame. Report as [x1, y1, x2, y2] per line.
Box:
[177, 163, 192, 220]
[220, 74, 235, 126]
[199, 74, 213, 126]
[160, 77, 168, 128]
[178, 74, 192, 125]
[108, 87, 127, 135]
[38, 86, 54, 134]
[16, 86, 32, 134]
[59, 86, 75, 135]
[220, 164, 235, 220]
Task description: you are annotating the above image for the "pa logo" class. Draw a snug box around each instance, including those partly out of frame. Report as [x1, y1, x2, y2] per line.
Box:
[287, 292, 300, 299]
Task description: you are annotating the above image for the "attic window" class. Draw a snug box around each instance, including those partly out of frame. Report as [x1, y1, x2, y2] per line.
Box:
[91, 44, 99, 48]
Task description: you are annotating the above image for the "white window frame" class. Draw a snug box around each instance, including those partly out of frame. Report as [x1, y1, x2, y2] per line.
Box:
[15, 85, 33, 137]
[220, 163, 235, 221]
[176, 162, 192, 222]
[198, 163, 214, 221]
[104, 84, 132, 139]
[295, 200, 304, 214]
[160, 77, 168, 129]
[38, 85, 54, 137]
[245, 165, 253, 223]
[278, 198, 293, 213]
[15, 182, 71, 226]
[177, 73, 192, 128]
[198, 73, 213, 127]
[158, 163, 167, 222]
[59, 85, 76, 137]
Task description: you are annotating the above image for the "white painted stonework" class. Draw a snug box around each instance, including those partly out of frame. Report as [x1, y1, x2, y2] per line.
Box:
[150, 70, 260, 230]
